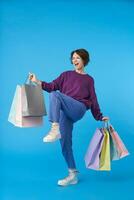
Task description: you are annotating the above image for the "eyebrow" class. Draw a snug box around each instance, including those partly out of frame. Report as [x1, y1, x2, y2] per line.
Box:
[72, 56, 81, 59]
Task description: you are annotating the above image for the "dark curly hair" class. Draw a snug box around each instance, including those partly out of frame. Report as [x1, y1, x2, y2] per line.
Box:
[70, 48, 90, 66]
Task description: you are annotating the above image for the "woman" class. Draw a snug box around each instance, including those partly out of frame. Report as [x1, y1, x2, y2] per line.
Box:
[29, 48, 109, 186]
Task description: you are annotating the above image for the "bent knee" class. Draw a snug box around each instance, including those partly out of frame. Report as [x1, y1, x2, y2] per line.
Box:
[49, 91, 57, 98]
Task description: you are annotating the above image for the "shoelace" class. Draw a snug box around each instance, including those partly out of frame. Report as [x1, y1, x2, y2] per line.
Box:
[63, 173, 77, 182]
[64, 175, 74, 182]
[49, 125, 59, 135]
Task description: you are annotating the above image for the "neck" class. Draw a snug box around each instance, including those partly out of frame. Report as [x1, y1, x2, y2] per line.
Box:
[75, 68, 85, 74]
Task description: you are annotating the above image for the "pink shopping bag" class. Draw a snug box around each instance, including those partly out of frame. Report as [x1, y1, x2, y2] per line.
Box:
[109, 125, 129, 159]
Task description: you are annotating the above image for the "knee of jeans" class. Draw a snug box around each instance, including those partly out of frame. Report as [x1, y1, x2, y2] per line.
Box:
[49, 91, 57, 99]
[50, 91, 61, 101]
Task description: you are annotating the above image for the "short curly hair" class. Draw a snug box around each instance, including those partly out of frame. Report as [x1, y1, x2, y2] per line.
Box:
[70, 48, 90, 66]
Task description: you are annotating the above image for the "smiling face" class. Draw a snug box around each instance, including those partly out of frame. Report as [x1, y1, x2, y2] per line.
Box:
[72, 52, 84, 71]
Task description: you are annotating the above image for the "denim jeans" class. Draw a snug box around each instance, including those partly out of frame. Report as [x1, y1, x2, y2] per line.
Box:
[48, 91, 87, 169]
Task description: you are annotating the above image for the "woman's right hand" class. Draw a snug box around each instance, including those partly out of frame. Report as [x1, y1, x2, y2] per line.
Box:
[29, 72, 41, 85]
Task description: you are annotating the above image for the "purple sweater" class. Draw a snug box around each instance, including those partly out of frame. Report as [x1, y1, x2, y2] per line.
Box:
[41, 70, 103, 121]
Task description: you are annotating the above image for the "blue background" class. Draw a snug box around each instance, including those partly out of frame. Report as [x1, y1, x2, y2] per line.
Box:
[1, 0, 134, 199]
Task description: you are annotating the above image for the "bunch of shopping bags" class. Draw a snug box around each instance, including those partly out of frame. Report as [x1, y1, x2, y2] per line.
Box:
[8, 79, 47, 127]
[85, 122, 129, 171]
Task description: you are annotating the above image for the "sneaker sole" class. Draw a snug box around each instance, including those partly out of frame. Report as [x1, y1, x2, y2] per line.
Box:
[58, 180, 78, 186]
[43, 134, 61, 143]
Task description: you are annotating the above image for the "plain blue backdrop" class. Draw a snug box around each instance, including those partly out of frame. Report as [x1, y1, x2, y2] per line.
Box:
[1, 0, 134, 199]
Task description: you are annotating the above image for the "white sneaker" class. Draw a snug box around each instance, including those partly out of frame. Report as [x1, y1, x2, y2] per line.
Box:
[43, 122, 61, 142]
[57, 169, 79, 186]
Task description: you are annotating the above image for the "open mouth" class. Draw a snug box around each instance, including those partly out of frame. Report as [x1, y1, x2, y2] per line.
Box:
[74, 63, 79, 66]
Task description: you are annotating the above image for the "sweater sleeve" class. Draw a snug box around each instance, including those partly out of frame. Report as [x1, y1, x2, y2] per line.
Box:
[89, 78, 103, 121]
[41, 72, 64, 92]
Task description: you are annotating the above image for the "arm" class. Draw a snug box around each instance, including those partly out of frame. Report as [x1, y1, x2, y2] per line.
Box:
[89, 78, 103, 121]
[41, 73, 64, 92]
[29, 72, 64, 93]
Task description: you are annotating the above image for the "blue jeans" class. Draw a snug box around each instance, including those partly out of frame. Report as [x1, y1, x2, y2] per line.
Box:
[48, 91, 87, 169]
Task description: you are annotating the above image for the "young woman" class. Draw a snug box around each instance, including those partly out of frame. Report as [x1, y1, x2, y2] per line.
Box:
[29, 48, 109, 186]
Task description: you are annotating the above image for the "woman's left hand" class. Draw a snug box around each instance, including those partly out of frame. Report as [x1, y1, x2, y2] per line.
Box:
[102, 116, 109, 121]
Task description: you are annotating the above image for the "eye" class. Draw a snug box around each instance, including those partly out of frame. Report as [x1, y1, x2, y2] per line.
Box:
[72, 57, 80, 60]
[72, 57, 76, 60]
[76, 58, 81, 61]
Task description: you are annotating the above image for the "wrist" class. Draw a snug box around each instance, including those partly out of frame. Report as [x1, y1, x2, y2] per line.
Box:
[37, 80, 42, 85]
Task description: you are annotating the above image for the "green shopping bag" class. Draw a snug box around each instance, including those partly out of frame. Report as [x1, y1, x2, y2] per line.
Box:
[99, 128, 111, 171]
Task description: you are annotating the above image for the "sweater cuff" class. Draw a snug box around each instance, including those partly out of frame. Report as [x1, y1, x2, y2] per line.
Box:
[96, 114, 103, 121]
[41, 81, 45, 90]
[100, 116, 104, 121]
